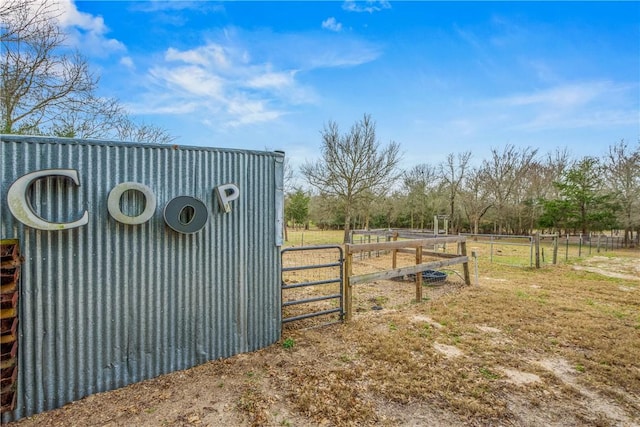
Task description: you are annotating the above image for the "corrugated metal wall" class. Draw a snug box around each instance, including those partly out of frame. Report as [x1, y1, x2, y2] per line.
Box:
[0, 135, 284, 421]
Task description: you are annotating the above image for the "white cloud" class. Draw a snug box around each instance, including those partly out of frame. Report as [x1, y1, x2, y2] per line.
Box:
[126, 97, 200, 115]
[128, 42, 303, 127]
[498, 81, 622, 109]
[492, 81, 639, 131]
[130, 1, 224, 14]
[126, 28, 380, 128]
[226, 97, 285, 127]
[342, 0, 391, 13]
[322, 17, 343, 32]
[150, 65, 225, 98]
[526, 60, 558, 83]
[247, 71, 297, 89]
[165, 45, 229, 68]
[119, 56, 135, 69]
[31, 0, 126, 56]
[307, 45, 380, 68]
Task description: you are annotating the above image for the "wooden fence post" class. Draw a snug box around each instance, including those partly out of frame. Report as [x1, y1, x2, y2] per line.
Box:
[535, 233, 541, 268]
[392, 232, 398, 269]
[460, 240, 471, 286]
[415, 246, 423, 301]
[344, 246, 353, 321]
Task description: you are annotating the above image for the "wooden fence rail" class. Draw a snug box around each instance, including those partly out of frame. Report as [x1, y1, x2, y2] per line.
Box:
[343, 236, 471, 320]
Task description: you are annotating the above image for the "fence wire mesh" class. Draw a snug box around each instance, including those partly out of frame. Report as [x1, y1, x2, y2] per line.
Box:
[347, 237, 469, 315]
[281, 234, 471, 327]
[463, 234, 534, 267]
[281, 246, 343, 330]
[463, 234, 630, 268]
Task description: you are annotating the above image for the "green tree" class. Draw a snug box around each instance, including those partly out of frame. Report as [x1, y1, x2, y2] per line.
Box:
[538, 199, 572, 233]
[309, 194, 344, 230]
[285, 189, 310, 230]
[301, 114, 401, 243]
[541, 157, 619, 235]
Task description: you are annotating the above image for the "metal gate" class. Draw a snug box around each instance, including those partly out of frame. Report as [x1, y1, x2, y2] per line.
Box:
[281, 245, 344, 327]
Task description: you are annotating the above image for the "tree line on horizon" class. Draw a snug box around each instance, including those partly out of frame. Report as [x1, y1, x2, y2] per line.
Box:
[287, 114, 640, 246]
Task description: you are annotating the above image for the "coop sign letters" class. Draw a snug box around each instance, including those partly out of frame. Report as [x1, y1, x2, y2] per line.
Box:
[6, 169, 240, 234]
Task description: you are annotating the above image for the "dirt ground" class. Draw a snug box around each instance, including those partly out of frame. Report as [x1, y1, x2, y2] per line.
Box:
[7, 249, 640, 427]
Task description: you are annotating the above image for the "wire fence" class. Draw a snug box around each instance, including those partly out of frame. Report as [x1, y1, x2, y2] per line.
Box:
[281, 246, 344, 330]
[463, 233, 631, 268]
[284, 229, 345, 247]
[285, 229, 633, 270]
[462, 234, 533, 267]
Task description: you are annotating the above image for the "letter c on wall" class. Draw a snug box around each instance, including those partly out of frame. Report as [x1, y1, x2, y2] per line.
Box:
[7, 169, 89, 230]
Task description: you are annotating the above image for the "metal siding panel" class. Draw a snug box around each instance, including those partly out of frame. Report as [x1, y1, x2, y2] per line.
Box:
[1, 136, 283, 422]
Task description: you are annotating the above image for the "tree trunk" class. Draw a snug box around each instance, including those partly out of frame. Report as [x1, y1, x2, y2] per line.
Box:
[343, 209, 352, 243]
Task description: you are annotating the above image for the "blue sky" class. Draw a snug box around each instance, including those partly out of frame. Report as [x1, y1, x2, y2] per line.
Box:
[60, 1, 638, 171]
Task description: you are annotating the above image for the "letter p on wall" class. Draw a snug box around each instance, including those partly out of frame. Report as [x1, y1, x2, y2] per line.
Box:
[215, 184, 240, 213]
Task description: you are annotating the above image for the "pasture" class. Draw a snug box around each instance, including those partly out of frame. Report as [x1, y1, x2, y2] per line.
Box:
[11, 229, 640, 426]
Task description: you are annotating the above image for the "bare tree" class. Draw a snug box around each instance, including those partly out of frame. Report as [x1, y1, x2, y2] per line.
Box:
[1, 0, 174, 143]
[0, 0, 57, 43]
[114, 116, 175, 145]
[403, 164, 440, 229]
[543, 148, 574, 199]
[439, 151, 471, 233]
[1, 0, 96, 134]
[301, 114, 401, 243]
[480, 145, 538, 234]
[604, 139, 640, 246]
[521, 149, 573, 233]
[460, 167, 493, 234]
[51, 95, 124, 138]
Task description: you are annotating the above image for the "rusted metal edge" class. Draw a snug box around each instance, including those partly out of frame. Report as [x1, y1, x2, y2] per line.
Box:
[0, 240, 18, 414]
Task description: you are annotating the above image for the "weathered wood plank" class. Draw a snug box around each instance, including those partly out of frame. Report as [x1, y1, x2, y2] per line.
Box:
[351, 229, 396, 237]
[346, 236, 466, 254]
[461, 240, 471, 286]
[396, 249, 462, 259]
[415, 246, 423, 302]
[345, 252, 353, 321]
[350, 256, 468, 285]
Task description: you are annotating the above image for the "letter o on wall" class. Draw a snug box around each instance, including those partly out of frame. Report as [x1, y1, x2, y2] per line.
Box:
[163, 196, 209, 234]
[108, 182, 157, 225]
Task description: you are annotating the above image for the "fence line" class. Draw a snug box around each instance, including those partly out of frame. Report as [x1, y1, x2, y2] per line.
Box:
[461, 233, 630, 268]
[344, 236, 471, 320]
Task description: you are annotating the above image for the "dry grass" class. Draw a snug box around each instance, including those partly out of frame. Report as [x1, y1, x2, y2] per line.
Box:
[9, 230, 640, 426]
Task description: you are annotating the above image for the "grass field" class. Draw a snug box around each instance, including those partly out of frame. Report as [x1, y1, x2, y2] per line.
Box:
[10, 229, 640, 426]
[285, 228, 346, 247]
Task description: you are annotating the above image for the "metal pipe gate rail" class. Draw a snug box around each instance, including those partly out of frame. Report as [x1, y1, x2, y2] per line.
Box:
[281, 245, 344, 326]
